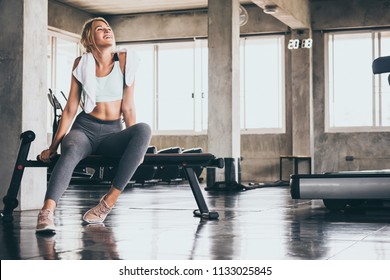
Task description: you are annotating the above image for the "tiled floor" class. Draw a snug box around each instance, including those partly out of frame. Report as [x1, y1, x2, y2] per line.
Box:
[1, 181, 390, 260]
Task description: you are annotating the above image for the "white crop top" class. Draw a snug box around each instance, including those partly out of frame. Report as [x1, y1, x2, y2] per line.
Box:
[73, 49, 140, 113]
[94, 59, 123, 102]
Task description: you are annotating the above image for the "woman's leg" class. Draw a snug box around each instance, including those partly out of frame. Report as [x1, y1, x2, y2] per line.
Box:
[36, 129, 93, 233]
[82, 123, 151, 223]
[98, 122, 152, 192]
[45, 129, 93, 204]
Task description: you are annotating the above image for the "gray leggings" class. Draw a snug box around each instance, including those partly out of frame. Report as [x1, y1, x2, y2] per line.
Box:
[45, 112, 152, 204]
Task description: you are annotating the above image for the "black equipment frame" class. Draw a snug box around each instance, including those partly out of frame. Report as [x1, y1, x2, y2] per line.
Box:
[2, 130, 223, 222]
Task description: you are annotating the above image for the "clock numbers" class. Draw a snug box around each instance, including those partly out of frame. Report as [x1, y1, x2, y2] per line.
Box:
[287, 39, 300, 49]
[301, 38, 313, 48]
[288, 38, 313, 50]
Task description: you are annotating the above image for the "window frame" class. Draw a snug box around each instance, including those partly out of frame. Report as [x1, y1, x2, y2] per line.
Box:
[240, 35, 286, 135]
[325, 29, 390, 133]
[47, 27, 81, 134]
[48, 27, 81, 92]
[123, 39, 209, 135]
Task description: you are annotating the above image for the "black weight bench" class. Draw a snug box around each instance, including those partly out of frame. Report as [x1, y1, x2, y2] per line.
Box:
[2, 130, 224, 222]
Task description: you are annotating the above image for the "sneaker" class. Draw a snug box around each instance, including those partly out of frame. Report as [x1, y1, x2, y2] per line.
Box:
[83, 196, 113, 224]
[36, 209, 56, 234]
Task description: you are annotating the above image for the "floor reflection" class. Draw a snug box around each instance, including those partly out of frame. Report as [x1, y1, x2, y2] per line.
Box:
[80, 224, 120, 260]
[286, 200, 390, 260]
[1, 221, 21, 259]
[36, 234, 58, 260]
[1, 184, 390, 260]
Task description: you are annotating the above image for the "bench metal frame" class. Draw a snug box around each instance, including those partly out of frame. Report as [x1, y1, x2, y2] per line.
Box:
[2, 130, 223, 222]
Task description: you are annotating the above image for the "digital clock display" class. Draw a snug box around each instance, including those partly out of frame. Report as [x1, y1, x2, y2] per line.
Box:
[287, 39, 313, 49]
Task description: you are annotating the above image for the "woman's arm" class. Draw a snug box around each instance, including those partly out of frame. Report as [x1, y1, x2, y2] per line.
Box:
[40, 58, 82, 162]
[118, 51, 136, 128]
[121, 82, 136, 128]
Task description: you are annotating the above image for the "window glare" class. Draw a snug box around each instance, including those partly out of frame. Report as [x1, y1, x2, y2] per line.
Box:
[158, 43, 194, 130]
[242, 37, 283, 129]
[329, 33, 373, 127]
[56, 38, 79, 104]
[130, 45, 155, 127]
[47, 32, 80, 133]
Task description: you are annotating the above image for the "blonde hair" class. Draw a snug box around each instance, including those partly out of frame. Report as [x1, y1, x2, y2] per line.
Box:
[80, 17, 115, 53]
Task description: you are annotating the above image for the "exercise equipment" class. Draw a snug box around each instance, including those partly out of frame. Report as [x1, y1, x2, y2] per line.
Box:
[2, 130, 223, 222]
[290, 56, 390, 211]
[93, 145, 158, 185]
[47, 89, 63, 141]
[153, 147, 183, 183]
[290, 172, 390, 210]
[180, 148, 204, 180]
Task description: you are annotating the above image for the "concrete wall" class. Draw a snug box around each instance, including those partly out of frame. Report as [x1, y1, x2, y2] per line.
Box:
[107, 5, 287, 42]
[0, 0, 24, 210]
[48, 0, 91, 34]
[311, 0, 390, 30]
[0, 0, 48, 210]
[0, 0, 91, 210]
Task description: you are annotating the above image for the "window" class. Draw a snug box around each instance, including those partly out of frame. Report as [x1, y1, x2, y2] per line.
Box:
[158, 42, 196, 131]
[122, 35, 285, 134]
[47, 28, 81, 133]
[128, 40, 208, 133]
[240, 36, 285, 132]
[326, 30, 390, 131]
[129, 44, 155, 127]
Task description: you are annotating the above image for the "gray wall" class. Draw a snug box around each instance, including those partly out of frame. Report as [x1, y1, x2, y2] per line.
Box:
[108, 5, 287, 42]
[0, 0, 48, 210]
[48, 0, 91, 34]
[47, 0, 390, 183]
[0, 0, 90, 211]
[0, 0, 24, 210]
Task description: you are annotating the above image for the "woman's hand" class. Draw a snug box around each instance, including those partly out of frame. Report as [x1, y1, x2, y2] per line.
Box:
[39, 148, 58, 163]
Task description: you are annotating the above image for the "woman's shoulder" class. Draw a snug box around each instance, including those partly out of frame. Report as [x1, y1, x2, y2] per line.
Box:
[117, 51, 127, 62]
[72, 53, 94, 70]
[72, 56, 83, 70]
[116, 52, 126, 73]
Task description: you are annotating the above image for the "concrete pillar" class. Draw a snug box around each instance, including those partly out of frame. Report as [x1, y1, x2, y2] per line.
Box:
[290, 30, 312, 158]
[207, 0, 241, 185]
[0, 0, 48, 210]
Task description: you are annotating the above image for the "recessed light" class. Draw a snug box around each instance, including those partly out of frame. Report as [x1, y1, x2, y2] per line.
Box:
[263, 5, 278, 14]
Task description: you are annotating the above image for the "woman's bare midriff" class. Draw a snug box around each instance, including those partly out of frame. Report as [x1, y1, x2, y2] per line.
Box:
[89, 100, 122, 121]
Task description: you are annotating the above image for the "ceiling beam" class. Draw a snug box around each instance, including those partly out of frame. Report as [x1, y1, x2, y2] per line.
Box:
[251, 0, 310, 30]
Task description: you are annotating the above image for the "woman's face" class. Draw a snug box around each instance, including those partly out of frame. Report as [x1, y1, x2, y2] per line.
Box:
[92, 20, 115, 49]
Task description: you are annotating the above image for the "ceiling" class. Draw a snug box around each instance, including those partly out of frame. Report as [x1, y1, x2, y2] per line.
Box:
[54, 0, 255, 15]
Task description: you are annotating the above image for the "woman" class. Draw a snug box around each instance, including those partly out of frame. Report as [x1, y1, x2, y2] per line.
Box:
[36, 17, 152, 233]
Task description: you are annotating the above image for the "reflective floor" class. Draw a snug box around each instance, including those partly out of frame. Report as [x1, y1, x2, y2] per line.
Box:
[2, 182, 390, 260]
